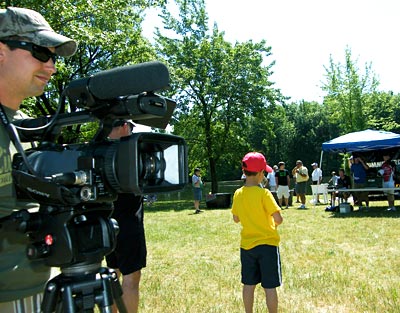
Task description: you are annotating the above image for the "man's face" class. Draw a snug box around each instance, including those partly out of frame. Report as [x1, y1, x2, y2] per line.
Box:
[108, 123, 132, 139]
[0, 41, 57, 108]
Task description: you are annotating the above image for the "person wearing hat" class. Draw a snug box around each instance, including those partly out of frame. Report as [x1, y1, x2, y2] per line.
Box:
[106, 120, 147, 313]
[311, 162, 323, 203]
[328, 171, 339, 187]
[292, 160, 309, 209]
[0, 7, 77, 312]
[231, 152, 283, 313]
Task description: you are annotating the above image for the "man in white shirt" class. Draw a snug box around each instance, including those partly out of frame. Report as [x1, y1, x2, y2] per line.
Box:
[311, 162, 323, 203]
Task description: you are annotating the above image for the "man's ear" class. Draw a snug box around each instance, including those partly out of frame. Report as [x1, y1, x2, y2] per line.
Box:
[0, 42, 8, 62]
[0, 43, 5, 60]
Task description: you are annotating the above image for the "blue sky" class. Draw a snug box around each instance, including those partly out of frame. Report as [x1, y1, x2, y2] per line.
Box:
[143, 0, 400, 103]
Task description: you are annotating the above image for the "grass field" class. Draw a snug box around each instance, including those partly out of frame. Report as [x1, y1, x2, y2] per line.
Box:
[129, 182, 400, 312]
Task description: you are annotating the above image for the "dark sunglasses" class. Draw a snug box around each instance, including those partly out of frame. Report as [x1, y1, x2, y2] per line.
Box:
[1, 40, 57, 64]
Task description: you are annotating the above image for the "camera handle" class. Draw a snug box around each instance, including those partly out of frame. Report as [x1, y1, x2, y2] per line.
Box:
[41, 264, 127, 313]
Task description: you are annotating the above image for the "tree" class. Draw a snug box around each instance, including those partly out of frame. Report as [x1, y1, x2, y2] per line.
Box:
[321, 47, 379, 135]
[155, 0, 283, 192]
[284, 101, 332, 169]
[363, 91, 400, 132]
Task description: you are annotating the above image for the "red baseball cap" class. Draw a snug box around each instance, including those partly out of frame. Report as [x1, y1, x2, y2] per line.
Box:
[242, 152, 273, 173]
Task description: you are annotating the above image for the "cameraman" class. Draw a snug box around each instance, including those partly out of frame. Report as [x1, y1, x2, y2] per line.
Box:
[0, 7, 77, 312]
[106, 120, 147, 313]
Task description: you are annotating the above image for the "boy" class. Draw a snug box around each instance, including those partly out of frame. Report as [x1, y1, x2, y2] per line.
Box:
[192, 167, 204, 214]
[231, 152, 283, 313]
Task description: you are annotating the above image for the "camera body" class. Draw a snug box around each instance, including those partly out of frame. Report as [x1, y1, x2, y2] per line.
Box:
[13, 132, 187, 206]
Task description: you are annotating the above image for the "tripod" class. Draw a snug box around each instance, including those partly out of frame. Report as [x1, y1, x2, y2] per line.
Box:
[41, 263, 127, 313]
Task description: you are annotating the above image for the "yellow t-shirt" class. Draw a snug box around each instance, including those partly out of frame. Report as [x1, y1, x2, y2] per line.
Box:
[231, 186, 281, 249]
[295, 166, 309, 183]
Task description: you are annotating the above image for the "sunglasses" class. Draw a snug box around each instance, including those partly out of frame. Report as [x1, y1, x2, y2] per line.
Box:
[1, 40, 57, 64]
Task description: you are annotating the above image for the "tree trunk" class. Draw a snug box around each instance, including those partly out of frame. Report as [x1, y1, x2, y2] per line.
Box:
[209, 157, 219, 193]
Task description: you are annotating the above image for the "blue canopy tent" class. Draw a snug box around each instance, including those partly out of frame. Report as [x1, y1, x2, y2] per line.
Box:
[322, 129, 400, 153]
[320, 129, 400, 173]
[320, 129, 400, 200]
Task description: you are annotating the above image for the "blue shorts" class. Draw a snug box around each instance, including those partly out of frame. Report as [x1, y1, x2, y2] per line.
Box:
[193, 187, 202, 200]
[240, 245, 282, 289]
[382, 180, 395, 196]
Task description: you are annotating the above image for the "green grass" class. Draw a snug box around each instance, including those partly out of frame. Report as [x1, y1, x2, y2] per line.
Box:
[135, 182, 400, 312]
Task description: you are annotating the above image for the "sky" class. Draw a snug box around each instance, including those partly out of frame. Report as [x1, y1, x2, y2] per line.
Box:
[142, 0, 400, 103]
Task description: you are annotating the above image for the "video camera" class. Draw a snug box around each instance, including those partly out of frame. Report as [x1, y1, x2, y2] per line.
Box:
[3, 61, 188, 269]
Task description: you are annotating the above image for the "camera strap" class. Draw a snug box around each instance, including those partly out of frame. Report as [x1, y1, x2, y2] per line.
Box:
[0, 103, 80, 205]
[0, 103, 37, 174]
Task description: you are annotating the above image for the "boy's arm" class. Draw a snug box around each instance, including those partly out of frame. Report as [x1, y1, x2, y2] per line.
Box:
[272, 211, 283, 226]
[232, 214, 240, 223]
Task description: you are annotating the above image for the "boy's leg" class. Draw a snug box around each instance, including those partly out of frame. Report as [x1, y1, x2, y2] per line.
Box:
[243, 284, 256, 313]
[264, 288, 278, 313]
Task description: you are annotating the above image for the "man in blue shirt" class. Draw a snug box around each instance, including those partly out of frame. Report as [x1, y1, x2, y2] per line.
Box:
[350, 155, 370, 211]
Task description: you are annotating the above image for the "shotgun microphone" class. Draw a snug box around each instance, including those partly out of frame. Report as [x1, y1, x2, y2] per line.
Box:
[65, 61, 170, 108]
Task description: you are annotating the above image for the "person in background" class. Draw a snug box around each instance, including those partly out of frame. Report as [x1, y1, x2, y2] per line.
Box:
[311, 162, 323, 203]
[276, 162, 291, 209]
[349, 155, 370, 211]
[292, 160, 309, 209]
[231, 152, 283, 313]
[0, 7, 77, 313]
[106, 120, 147, 313]
[328, 171, 339, 187]
[266, 165, 278, 192]
[241, 173, 247, 184]
[380, 154, 396, 212]
[192, 167, 204, 214]
[261, 172, 268, 189]
[334, 168, 351, 205]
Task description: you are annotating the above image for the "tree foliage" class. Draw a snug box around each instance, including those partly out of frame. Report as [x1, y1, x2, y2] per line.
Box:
[321, 47, 379, 134]
[154, 0, 283, 192]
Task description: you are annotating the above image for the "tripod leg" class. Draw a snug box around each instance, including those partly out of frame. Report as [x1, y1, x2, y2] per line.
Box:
[41, 278, 61, 313]
[97, 268, 127, 313]
[61, 284, 77, 313]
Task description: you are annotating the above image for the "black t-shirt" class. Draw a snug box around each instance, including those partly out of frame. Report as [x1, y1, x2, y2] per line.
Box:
[111, 193, 144, 228]
[337, 175, 351, 189]
[276, 169, 290, 186]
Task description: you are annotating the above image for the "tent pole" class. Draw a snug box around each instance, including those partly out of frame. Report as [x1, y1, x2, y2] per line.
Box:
[319, 150, 324, 173]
